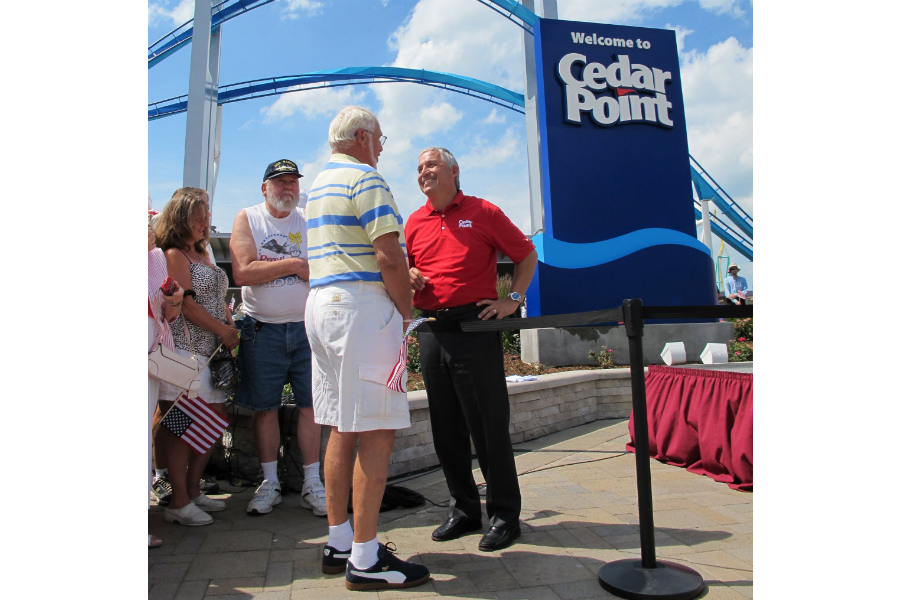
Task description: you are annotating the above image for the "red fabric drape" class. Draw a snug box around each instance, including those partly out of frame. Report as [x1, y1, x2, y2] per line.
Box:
[627, 365, 753, 491]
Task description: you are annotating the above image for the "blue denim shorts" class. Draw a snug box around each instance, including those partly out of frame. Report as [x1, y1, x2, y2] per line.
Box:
[233, 315, 313, 412]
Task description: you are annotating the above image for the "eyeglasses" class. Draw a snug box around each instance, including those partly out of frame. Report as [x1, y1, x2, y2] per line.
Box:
[363, 130, 387, 146]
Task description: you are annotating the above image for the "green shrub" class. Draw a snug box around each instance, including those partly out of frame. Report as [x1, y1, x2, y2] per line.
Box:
[406, 333, 422, 374]
[727, 318, 753, 341]
[728, 338, 752, 362]
[588, 347, 617, 368]
[502, 330, 521, 355]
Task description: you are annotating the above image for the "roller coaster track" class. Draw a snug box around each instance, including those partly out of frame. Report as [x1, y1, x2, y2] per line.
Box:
[148, 67, 526, 121]
[148, 0, 275, 69]
[690, 155, 753, 239]
[474, 0, 538, 33]
[693, 203, 753, 261]
[149, 0, 752, 261]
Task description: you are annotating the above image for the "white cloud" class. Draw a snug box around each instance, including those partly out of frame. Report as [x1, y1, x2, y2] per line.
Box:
[368, 0, 530, 221]
[557, 0, 745, 23]
[558, 0, 684, 25]
[282, 0, 324, 19]
[665, 23, 694, 55]
[696, 0, 744, 17]
[298, 142, 335, 192]
[458, 127, 521, 171]
[261, 85, 369, 122]
[481, 108, 506, 125]
[681, 37, 753, 203]
[148, 0, 194, 27]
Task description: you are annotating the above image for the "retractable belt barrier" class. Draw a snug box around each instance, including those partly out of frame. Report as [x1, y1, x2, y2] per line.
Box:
[458, 299, 752, 600]
[458, 303, 751, 332]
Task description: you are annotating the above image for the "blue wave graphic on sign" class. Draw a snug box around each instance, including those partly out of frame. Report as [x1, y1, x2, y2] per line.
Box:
[533, 229, 710, 269]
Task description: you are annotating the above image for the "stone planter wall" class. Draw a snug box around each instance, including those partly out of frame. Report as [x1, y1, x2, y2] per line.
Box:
[208, 368, 636, 487]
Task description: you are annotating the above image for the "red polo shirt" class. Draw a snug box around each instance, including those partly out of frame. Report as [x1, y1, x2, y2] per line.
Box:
[405, 192, 535, 310]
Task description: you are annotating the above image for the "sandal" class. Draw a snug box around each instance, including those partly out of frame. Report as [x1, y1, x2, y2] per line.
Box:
[149, 534, 163, 549]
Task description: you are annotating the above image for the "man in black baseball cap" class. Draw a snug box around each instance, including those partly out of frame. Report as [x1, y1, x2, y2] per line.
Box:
[228, 157, 326, 519]
[263, 159, 303, 181]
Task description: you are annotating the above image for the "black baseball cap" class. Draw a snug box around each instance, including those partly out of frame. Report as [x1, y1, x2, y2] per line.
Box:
[263, 159, 303, 181]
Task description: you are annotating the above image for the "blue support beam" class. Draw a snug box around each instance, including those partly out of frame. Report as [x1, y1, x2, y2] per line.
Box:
[148, 0, 275, 69]
[474, 0, 538, 33]
[690, 156, 753, 239]
[693, 204, 753, 261]
[149, 66, 526, 120]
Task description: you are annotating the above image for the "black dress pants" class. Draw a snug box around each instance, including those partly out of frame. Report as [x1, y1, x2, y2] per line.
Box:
[418, 314, 521, 528]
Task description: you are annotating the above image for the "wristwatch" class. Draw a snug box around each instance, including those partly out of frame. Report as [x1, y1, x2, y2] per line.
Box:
[507, 291, 523, 304]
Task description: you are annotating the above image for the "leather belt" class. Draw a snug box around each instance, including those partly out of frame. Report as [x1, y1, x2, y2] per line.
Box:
[421, 303, 481, 320]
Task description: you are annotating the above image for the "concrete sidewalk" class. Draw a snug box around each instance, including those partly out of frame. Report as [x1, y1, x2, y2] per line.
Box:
[149, 418, 752, 599]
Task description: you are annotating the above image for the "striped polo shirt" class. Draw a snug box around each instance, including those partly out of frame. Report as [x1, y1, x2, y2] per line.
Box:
[306, 153, 405, 288]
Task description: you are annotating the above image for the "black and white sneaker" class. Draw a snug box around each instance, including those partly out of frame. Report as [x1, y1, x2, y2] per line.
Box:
[345, 542, 430, 591]
[151, 474, 173, 506]
[322, 544, 351, 574]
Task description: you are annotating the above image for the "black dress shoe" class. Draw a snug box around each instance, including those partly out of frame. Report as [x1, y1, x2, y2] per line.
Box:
[478, 523, 521, 552]
[431, 516, 482, 541]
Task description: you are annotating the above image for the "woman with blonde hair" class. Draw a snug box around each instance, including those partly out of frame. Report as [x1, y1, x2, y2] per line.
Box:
[153, 187, 239, 526]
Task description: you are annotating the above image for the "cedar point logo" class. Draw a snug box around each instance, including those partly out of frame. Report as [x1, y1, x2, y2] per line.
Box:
[557, 52, 674, 128]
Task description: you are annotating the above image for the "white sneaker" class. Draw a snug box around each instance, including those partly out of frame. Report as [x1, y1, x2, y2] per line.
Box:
[192, 493, 226, 512]
[164, 502, 213, 526]
[247, 479, 282, 515]
[300, 480, 328, 517]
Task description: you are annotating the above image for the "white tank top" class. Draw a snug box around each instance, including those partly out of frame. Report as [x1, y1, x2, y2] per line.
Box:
[240, 202, 310, 323]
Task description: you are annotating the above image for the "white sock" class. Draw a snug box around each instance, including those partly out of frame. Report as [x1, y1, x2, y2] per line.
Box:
[303, 462, 322, 485]
[328, 519, 353, 551]
[350, 538, 380, 570]
[261, 461, 279, 484]
[154, 468, 168, 478]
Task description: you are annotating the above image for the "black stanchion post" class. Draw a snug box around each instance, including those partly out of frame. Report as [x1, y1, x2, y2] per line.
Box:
[597, 298, 706, 600]
[624, 298, 657, 568]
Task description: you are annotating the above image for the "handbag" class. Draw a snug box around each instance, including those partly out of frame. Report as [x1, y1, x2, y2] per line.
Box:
[148, 343, 202, 395]
[210, 344, 240, 392]
[148, 315, 201, 397]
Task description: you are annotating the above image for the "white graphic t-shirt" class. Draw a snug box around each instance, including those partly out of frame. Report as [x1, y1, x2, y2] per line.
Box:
[241, 202, 311, 323]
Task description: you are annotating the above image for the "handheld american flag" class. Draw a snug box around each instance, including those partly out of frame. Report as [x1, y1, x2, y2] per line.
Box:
[386, 317, 432, 392]
[162, 393, 229, 454]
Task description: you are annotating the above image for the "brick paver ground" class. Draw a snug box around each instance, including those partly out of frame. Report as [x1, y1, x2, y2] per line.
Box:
[149, 418, 752, 599]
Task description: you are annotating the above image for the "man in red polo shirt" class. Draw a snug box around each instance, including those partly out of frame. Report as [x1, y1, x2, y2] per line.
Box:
[405, 146, 537, 552]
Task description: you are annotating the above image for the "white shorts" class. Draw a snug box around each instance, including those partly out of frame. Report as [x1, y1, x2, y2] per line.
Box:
[157, 347, 229, 404]
[305, 281, 410, 433]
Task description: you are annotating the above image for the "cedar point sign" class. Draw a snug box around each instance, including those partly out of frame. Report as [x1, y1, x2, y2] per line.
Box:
[526, 18, 716, 317]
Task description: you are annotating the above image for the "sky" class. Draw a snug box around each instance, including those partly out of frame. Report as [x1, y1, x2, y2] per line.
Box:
[148, 0, 755, 289]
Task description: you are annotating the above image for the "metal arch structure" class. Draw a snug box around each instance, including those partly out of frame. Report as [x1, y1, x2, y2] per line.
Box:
[693, 203, 753, 260]
[153, 0, 754, 263]
[474, 0, 538, 33]
[149, 67, 526, 121]
[690, 155, 754, 238]
[148, 0, 275, 69]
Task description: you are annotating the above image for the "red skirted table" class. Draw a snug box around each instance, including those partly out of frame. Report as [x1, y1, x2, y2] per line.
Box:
[627, 364, 753, 491]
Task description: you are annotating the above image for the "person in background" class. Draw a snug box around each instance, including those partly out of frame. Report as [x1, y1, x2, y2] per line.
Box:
[405, 146, 537, 552]
[148, 208, 184, 548]
[305, 105, 429, 591]
[153, 187, 239, 526]
[724, 263, 750, 305]
[229, 159, 326, 517]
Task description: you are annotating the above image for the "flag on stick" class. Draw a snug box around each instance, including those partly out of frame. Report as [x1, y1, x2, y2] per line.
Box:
[161, 393, 229, 454]
[386, 317, 432, 392]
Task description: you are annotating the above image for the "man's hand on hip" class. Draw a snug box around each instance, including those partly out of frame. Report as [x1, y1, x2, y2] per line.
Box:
[476, 297, 519, 320]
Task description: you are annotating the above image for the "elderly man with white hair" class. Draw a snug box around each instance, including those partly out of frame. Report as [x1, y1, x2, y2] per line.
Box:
[304, 106, 430, 591]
